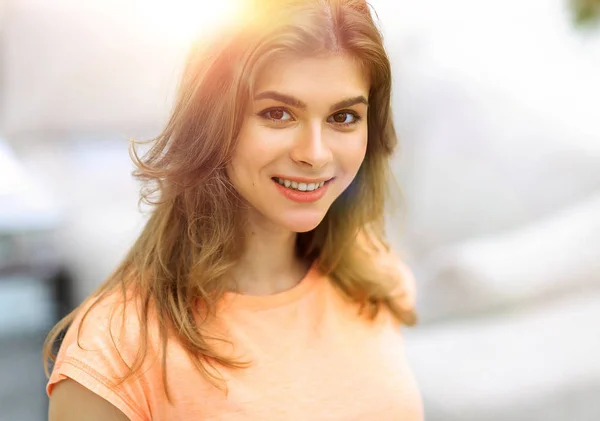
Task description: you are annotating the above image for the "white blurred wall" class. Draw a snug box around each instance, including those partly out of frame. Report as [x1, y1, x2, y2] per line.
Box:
[1, 0, 187, 136]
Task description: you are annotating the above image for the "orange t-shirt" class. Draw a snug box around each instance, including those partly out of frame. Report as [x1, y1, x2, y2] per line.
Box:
[47, 260, 423, 420]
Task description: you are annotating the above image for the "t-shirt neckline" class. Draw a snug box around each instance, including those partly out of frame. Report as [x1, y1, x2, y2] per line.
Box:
[220, 260, 322, 311]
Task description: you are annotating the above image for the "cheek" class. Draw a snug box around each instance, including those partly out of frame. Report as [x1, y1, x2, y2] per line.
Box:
[228, 123, 287, 191]
[229, 125, 261, 175]
[234, 121, 288, 162]
[336, 131, 368, 174]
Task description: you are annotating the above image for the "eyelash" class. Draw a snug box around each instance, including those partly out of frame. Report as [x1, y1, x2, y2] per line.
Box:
[258, 107, 362, 127]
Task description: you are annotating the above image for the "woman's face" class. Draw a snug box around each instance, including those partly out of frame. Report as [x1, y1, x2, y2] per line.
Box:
[227, 54, 369, 233]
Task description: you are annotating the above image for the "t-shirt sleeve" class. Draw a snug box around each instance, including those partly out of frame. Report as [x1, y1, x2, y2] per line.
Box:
[47, 294, 153, 421]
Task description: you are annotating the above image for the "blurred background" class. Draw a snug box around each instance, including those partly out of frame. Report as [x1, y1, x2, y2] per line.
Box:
[0, 0, 599, 420]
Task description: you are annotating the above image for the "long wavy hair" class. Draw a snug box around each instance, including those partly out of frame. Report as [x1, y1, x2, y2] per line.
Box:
[43, 0, 416, 399]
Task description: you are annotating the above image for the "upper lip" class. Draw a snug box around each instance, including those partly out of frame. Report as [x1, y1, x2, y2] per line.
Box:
[272, 175, 334, 183]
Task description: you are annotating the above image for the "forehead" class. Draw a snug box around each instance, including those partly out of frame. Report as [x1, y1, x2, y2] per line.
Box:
[252, 54, 370, 103]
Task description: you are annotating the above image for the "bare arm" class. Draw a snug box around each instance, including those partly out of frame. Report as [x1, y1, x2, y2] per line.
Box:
[48, 379, 130, 421]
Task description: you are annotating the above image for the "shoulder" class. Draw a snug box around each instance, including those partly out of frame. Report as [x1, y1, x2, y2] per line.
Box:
[47, 287, 156, 421]
[390, 255, 417, 310]
[357, 230, 417, 310]
[61, 287, 151, 361]
[376, 248, 417, 311]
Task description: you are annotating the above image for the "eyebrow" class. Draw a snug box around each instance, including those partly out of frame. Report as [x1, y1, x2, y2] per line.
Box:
[254, 90, 368, 112]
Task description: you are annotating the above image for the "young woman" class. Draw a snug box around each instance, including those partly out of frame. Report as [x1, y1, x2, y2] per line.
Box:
[44, 0, 423, 419]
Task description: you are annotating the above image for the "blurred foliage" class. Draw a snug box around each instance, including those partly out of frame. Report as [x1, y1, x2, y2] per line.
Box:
[570, 0, 600, 28]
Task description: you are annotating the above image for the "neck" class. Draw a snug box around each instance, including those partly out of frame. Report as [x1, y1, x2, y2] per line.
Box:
[229, 214, 310, 296]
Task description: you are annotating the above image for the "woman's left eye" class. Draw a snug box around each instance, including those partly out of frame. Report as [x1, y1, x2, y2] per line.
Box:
[260, 108, 293, 122]
[328, 111, 360, 125]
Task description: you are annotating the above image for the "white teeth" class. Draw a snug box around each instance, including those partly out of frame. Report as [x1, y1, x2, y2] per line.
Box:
[274, 177, 328, 192]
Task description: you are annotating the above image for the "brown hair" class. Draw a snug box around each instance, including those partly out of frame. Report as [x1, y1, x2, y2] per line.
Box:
[43, 0, 416, 400]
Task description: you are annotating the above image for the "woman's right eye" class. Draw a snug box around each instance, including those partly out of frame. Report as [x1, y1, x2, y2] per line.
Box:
[260, 108, 294, 122]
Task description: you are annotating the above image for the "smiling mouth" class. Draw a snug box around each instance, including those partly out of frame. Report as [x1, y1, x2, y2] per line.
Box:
[271, 177, 333, 192]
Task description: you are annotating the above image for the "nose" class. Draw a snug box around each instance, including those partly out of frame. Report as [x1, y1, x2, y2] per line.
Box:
[290, 123, 332, 169]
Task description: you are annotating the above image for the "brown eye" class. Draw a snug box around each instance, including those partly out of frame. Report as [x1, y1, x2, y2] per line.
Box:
[261, 108, 292, 122]
[268, 110, 285, 120]
[328, 111, 359, 125]
[332, 112, 347, 123]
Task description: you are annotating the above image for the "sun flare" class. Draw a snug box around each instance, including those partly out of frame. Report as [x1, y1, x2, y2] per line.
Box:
[137, 0, 244, 42]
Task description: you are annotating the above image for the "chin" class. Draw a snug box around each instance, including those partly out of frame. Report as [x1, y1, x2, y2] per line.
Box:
[279, 212, 327, 233]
